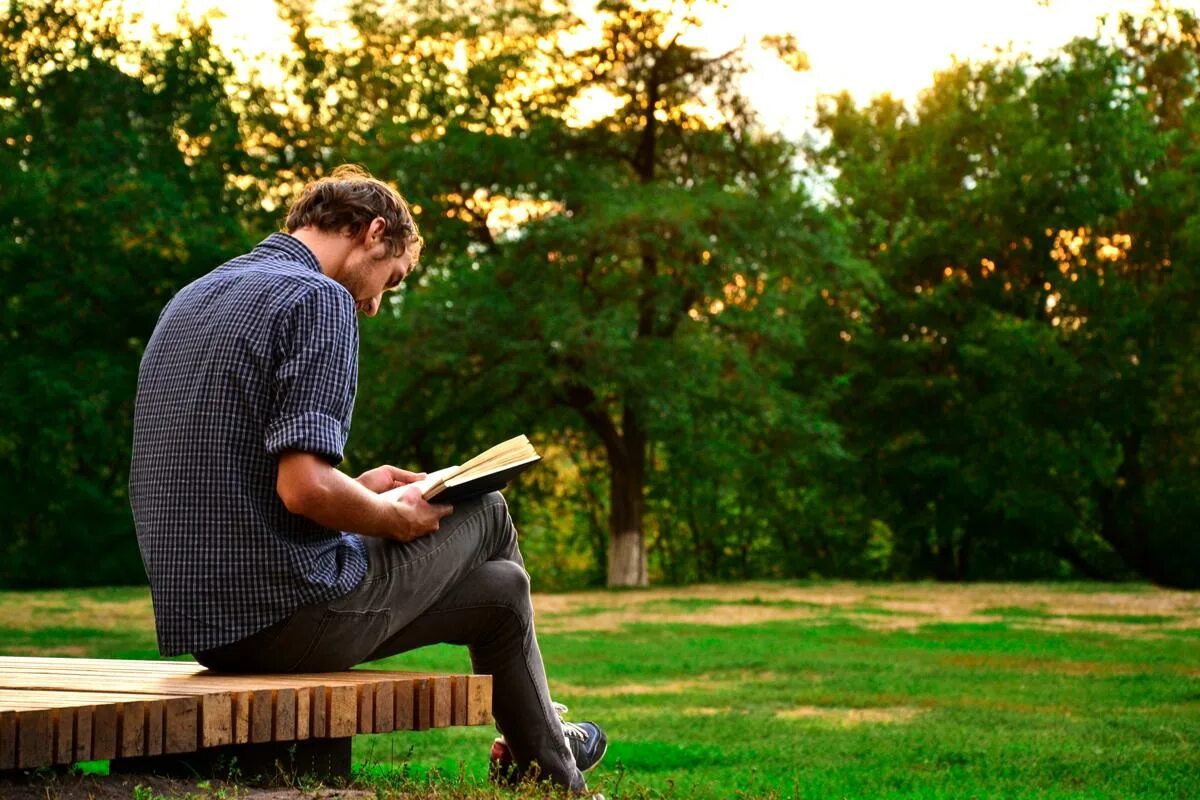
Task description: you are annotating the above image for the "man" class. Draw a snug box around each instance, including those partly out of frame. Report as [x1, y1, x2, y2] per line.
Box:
[129, 165, 606, 794]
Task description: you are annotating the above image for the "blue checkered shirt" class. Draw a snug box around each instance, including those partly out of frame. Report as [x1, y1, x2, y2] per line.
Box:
[130, 233, 368, 656]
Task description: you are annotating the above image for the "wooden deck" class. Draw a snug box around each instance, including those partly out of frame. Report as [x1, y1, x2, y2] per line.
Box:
[0, 656, 492, 771]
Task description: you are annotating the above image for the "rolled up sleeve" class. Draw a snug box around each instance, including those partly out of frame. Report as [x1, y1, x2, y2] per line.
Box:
[265, 283, 359, 465]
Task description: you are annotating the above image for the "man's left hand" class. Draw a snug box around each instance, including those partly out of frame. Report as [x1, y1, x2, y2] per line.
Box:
[356, 465, 427, 494]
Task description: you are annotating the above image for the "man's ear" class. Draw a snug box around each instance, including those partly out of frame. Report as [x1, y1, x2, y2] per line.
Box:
[366, 216, 387, 245]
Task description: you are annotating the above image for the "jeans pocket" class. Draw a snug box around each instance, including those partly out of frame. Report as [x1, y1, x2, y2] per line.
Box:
[288, 607, 392, 672]
[278, 607, 334, 672]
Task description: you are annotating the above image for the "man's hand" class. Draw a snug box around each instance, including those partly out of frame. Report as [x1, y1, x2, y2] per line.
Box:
[387, 483, 454, 542]
[356, 464, 426, 494]
[276, 451, 451, 542]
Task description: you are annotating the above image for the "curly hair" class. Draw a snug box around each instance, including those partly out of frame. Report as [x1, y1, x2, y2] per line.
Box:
[284, 165, 423, 259]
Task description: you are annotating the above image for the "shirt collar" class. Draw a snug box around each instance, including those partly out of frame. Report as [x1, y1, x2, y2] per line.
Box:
[256, 232, 324, 275]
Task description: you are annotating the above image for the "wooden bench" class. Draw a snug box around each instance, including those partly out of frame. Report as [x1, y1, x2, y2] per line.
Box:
[0, 656, 492, 782]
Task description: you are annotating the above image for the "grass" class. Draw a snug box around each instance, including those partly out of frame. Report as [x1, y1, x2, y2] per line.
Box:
[1, 581, 1197, 799]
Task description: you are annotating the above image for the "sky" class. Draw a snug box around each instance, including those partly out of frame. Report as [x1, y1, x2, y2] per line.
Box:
[122, 0, 1183, 140]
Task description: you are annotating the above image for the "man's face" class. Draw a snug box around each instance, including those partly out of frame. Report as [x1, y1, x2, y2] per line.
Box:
[342, 237, 415, 317]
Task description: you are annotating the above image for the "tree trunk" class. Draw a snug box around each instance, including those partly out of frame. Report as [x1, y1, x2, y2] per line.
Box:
[1096, 430, 1159, 579]
[607, 411, 647, 587]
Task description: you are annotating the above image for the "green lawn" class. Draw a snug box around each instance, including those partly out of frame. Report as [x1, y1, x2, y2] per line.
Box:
[1, 582, 1197, 799]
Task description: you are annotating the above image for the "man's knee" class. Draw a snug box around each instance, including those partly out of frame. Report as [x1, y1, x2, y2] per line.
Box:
[487, 558, 530, 599]
[478, 559, 533, 626]
[481, 490, 510, 523]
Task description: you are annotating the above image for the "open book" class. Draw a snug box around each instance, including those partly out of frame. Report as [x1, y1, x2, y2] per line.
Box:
[380, 434, 542, 504]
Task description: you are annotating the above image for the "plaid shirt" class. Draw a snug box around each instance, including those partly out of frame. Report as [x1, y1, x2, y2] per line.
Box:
[130, 233, 368, 656]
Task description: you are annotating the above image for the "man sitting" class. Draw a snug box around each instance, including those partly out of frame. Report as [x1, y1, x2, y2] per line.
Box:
[129, 165, 607, 793]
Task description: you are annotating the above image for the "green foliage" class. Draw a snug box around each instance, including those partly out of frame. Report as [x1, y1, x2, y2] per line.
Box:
[266, 0, 870, 586]
[808, 7, 1200, 586]
[1, 0, 1198, 588]
[0, 1, 252, 586]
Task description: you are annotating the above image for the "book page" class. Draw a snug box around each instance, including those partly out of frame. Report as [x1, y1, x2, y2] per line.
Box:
[378, 465, 459, 503]
[375, 434, 539, 502]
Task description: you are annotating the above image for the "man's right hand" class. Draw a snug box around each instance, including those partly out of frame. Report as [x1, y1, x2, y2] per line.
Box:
[276, 450, 453, 541]
[388, 483, 454, 541]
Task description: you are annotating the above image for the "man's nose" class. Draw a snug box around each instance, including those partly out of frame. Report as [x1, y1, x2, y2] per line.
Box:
[362, 295, 381, 317]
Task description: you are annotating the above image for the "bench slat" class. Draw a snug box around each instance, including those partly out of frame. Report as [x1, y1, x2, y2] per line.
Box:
[0, 710, 15, 770]
[164, 696, 197, 755]
[71, 705, 92, 762]
[17, 709, 51, 769]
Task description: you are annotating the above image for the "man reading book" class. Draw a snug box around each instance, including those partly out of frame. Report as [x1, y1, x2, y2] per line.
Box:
[129, 165, 606, 794]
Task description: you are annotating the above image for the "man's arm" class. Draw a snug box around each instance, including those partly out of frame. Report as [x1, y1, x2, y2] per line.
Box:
[276, 451, 452, 542]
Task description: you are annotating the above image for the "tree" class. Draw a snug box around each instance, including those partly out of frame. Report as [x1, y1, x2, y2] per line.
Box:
[0, 0, 251, 586]
[809, 6, 1200, 586]
[270, 0, 863, 586]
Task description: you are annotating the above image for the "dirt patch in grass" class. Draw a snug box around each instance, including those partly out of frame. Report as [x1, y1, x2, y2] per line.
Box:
[942, 652, 1144, 677]
[534, 582, 1200, 636]
[775, 705, 924, 726]
[945, 695, 1078, 715]
[682, 707, 729, 717]
[0, 592, 152, 633]
[536, 602, 819, 632]
[554, 670, 778, 698]
[553, 677, 717, 697]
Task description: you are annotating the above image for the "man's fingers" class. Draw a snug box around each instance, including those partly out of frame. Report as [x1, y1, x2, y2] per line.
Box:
[432, 502, 454, 519]
[393, 469, 427, 486]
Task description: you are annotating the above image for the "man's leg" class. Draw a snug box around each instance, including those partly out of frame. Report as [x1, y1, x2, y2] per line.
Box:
[317, 492, 584, 791]
[362, 559, 584, 791]
[196, 492, 523, 672]
[196, 492, 586, 791]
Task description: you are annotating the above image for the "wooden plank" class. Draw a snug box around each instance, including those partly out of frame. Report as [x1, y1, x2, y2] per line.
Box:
[0, 658, 205, 677]
[328, 685, 357, 738]
[311, 686, 327, 738]
[200, 693, 232, 748]
[53, 708, 73, 765]
[0, 672, 440, 708]
[0, 674, 235, 697]
[145, 700, 164, 756]
[274, 688, 296, 742]
[119, 701, 146, 758]
[0, 663, 470, 714]
[0, 659, 435, 690]
[373, 680, 394, 733]
[355, 681, 369, 738]
[18, 708, 52, 769]
[232, 691, 251, 744]
[357, 684, 374, 735]
[414, 678, 431, 732]
[163, 697, 197, 754]
[249, 689, 273, 744]
[467, 675, 492, 726]
[0, 658, 421, 679]
[451, 676, 467, 726]
[0, 659, 436, 688]
[431, 676, 452, 729]
[0, 689, 187, 710]
[394, 678, 414, 731]
[92, 703, 118, 760]
[0, 709, 15, 770]
[295, 687, 311, 741]
[72, 705, 93, 762]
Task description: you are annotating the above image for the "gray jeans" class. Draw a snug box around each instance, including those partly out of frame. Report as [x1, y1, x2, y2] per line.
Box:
[194, 492, 583, 791]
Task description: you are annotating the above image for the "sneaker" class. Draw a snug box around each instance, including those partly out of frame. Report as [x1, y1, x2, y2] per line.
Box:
[489, 702, 608, 782]
[562, 716, 608, 772]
